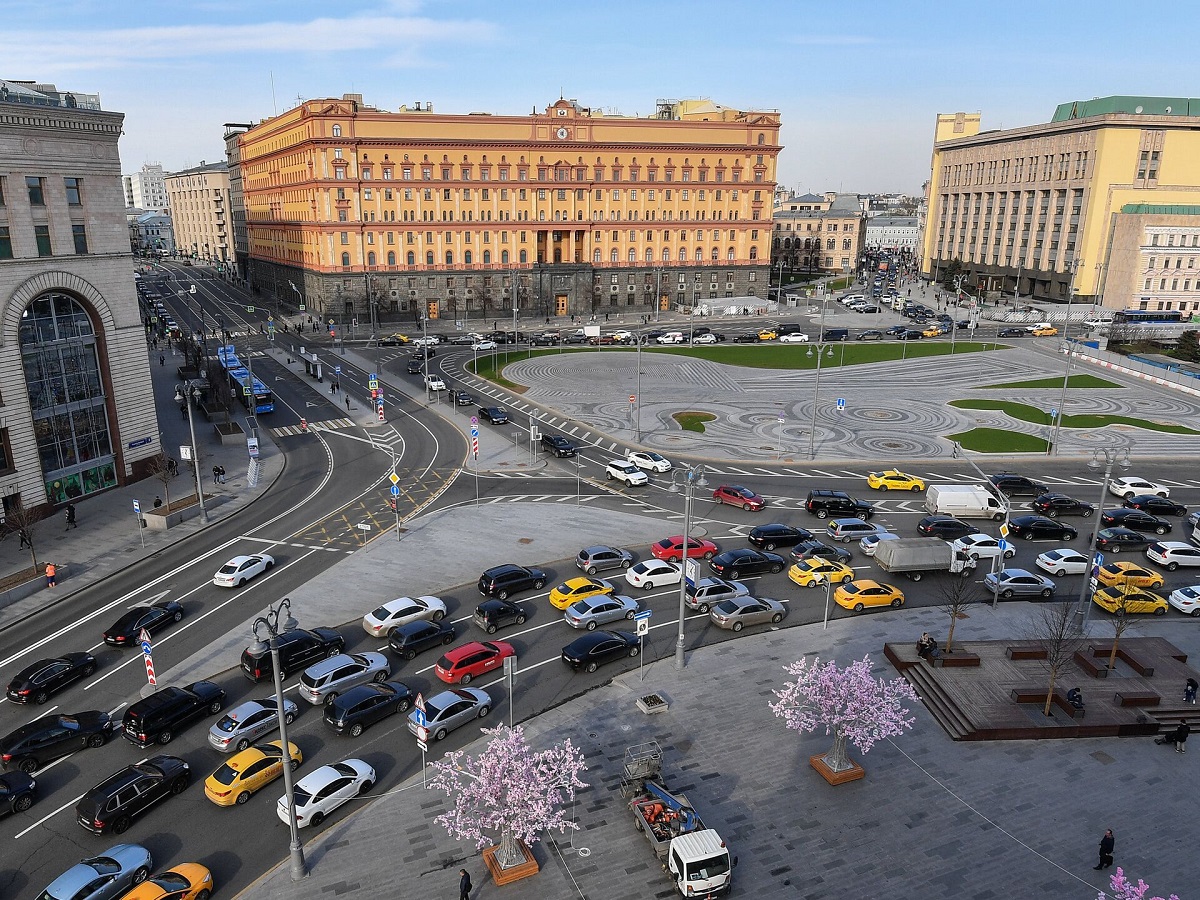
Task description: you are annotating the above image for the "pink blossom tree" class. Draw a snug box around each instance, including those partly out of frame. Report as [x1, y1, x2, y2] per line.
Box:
[769, 654, 919, 772]
[1099, 867, 1181, 900]
[427, 724, 588, 869]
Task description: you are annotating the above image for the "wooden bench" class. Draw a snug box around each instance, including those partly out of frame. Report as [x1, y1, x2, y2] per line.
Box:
[934, 651, 981, 668]
[1010, 686, 1085, 718]
[1006, 646, 1048, 661]
[1089, 644, 1155, 677]
[1113, 690, 1160, 708]
[1074, 651, 1109, 679]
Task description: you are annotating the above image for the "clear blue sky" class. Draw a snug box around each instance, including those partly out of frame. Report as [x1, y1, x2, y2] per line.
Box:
[4, 0, 1196, 195]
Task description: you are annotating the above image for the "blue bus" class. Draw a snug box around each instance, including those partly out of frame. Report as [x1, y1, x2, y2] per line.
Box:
[1112, 309, 1185, 324]
[217, 345, 274, 414]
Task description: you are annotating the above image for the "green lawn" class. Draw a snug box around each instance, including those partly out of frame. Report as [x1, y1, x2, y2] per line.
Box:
[948, 428, 1050, 453]
[949, 398, 1200, 434]
[977, 374, 1122, 390]
[673, 411, 716, 433]
[468, 355, 526, 392]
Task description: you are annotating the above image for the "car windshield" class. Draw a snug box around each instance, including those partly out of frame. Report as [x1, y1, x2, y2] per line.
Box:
[292, 784, 312, 805]
[218, 563, 238, 574]
[332, 762, 357, 777]
[211, 763, 239, 785]
[150, 874, 191, 890]
[686, 853, 731, 880]
[424, 697, 446, 718]
[567, 601, 591, 615]
[83, 856, 120, 875]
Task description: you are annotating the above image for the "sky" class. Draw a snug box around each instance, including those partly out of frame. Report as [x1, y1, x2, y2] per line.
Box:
[4, 0, 1198, 196]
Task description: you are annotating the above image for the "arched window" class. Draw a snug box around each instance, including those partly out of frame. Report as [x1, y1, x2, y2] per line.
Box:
[332, 124, 342, 137]
[711, 247, 719, 260]
[749, 247, 758, 260]
[426, 251, 435, 265]
[826, 239, 835, 250]
[519, 249, 527, 263]
[406, 251, 414, 265]
[464, 250, 473, 264]
[341, 252, 351, 266]
[694, 248, 703, 261]
[678, 249, 687, 261]
[662, 249, 670, 261]
[611, 249, 619, 262]
[727, 247, 735, 260]
[367, 251, 376, 266]
[387, 251, 396, 266]
[628, 249, 637, 262]
[757, 133, 765, 145]
[594, 249, 602, 263]
[482, 250, 491, 264]
[645, 249, 654, 262]
[445, 251, 454, 265]
[501, 250, 510, 264]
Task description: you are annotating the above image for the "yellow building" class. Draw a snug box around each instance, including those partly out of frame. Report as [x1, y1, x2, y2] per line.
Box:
[233, 96, 781, 320]
[922, 96, 1200, 311]
[771, 193, 865, 276]
[163, 161, 231, 264]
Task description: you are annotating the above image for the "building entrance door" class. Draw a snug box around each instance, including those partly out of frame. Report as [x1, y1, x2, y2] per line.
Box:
[555, 295, 568, 316]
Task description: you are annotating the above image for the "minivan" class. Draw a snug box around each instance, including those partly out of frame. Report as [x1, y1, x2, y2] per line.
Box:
[825, 519, 887, 543]
[821, 328, 849, 342]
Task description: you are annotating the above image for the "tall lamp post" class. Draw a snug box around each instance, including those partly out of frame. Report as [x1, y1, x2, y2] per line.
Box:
[1048, 259, 1080, 455]
[806, 342, 834, 460]
[1071, 448, 1132, 634]
[248, 598, 307, 881]
[173, 381, 209, 524]
[668, 465, 708, 670]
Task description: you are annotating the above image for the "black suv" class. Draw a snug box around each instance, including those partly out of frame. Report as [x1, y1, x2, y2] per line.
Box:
[240, 627, 345, 682]
[1, 712, 114, 773]
[804, 490, 874, 520]
[122, 681, 226, 747]
[75, 755, 190, 834]
[988, 473, 1049, 497]
[541, 433, 577, 457]
[477, 564, 547, 599]
[473, 599, 528, 633]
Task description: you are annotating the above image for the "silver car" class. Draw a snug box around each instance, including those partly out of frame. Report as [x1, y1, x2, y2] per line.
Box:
[708, 596, 787, 632]
[563, 594, 639, 630]
[575, 545, 635, 575]
[38, 844, 153, 900]
[982, 568, 1056, 600]
[298, 652, 390, 706]
[208, 697, 299, 753]
[407, 687, 491, 741]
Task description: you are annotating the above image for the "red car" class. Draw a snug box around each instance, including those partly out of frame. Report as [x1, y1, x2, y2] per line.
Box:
[712, 484, 766, 511]
[434, 641, 515, 685]
[651, 535, 720, 564]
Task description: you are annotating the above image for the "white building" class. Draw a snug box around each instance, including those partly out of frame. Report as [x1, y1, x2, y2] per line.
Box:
[122, 163, 169, 214]
[865, 216, 920, 252]
[128, 210, 175, 255]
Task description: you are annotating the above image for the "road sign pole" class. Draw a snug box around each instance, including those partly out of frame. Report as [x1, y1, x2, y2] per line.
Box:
[133, 499, 145, 549]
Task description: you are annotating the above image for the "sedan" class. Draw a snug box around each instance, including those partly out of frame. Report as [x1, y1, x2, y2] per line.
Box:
[561, 631, 639, 673]
[856, 330, 884, 341]
[885, 325, 908, 337]
[478, 406, 509, 425]
[733, 332, 760, 343]
[691, 333, 719, 344]
[212, 554, 274, 587]
[6, 652, 97, 704]
[435, 640, 515, 684]
[1100, 508, 1171, 535]
[1031, 493, 1094, 518]
[453, 391, 476, 406]
[758, 329, 778, 341]
[709, 548, 785, 578]
[564, 594, 639, 630]
[0, 770, 36, 817]
[778, 332, 810, 343]
[471, 340, 498, 351]
[549, 577, 615, 610]
[1108, 477, 1169, 500]
[1010, 515, 1077, 542]
[709, 597, 787, 632]
[1, 711, 114, 773]
[747, 523, 812, 551]
[424, 374, 446, 391]
[1096, 528, 1155, 553]
[917, 516, 975, 540]
[1031, 326, 1059, 336]
[1096, 562, 1165, 590]
[712, 484, 766, 511]
[833, 580, 905, 612]
[1035, 549, 1090, 577]
[624, 559, 682, 590]
[207, 698, 298, 753]
[103, 602, 185, 647]
[407, 688, 491, 741]
[788, 558, 855, 588]
[120, 864, 213, 900]
[324, 682, 414, 736]
[278, 759, 375, 828]
[627, 450, 672, 473]
[859, 533, 899, 557]
[1167, 585, 1200, 617]
[36, 845, 153, 900]
[651, 535, 719, 563]
[204, 741, 301, 807]
[1125, 494, 1188, 517]
[387, 619, 456, 659]
[951, 534, 1017, 561]
[1146, 541, 1200, 571]
[791, 539, 853, 564]
[983, 568, 1056, 599]
[997, 328, 1028, 337]
[866, 470, 925, 492]
[362, 596, 447, 637]
[1092, 586, 1168, 616]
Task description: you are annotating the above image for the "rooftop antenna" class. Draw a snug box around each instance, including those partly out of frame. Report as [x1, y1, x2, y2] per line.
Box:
[270, 71, 277, 116]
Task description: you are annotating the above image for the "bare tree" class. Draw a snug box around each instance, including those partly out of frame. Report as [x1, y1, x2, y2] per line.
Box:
[0, 500, 46, 572]
[1026, 601, 1084, 717]
[1102, 583, 1139, 671]
[146, 452, 174, 511]
[936, 573, 981, 656]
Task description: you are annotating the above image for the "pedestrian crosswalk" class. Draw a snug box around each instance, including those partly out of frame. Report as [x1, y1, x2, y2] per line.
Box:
[271, 417, 357, 437]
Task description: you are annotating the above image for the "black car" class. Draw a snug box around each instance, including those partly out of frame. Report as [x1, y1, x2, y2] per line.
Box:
[1095, 527, 1155, 553]
[857, 305, 882, 314]
[988, 473, 1049, 497]
[789, 539, 852, 564]
[917, 515, 974, 539]
[240, 627, 345, 682]
[103, 601, 185, 647]
[1100, 508, 1171, 535]
[1009, 515, 1077, 541]
[997, 328, 1028, 337]
[453, 391, 475, 406]
[388, 619, 456, 659]
[406, 359, 425, 375]
[733, 332, 760, 343]
[540, 433, 576, 457]
[1031, 493, 1094, 518]
[478, 406, 509, 425]
[708, 548, 785, 579]
[884, 325, 908, 337]
[1, 712, 114, 773]
[75, 755, 190, 834]
[122, 681, 225, 747]
[898, 330, 925, 340]
[379, 335, 404, 347]
[6, 652, 98, 704]
[323, 681, 414, 737]
[856, 330, 884, 341]
[1124, 494, 1188, 517]
[561, 631, 639, 673]
[820, 328, 850, 342]
[747, 523, 813, 551]
[478, 563, 547, 599]
[473, 598, 527, 634]
[0, 771, 36, 817]
[804, 490, 874, 520]
[410, 346, 437, 359]
[532, 332, 561, 346]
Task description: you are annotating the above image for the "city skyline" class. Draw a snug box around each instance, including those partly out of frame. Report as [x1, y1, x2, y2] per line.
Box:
[3, 0, 1195, 195]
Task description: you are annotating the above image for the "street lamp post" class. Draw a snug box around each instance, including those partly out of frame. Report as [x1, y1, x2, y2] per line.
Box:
[1071, 448, 1132, 634]
[248, 598, 307, 881]
[173, 382, 209, 524]
[806, 342, 834, 460]
[1049, 261, 1080, 455]
[668, 466, 708, 670]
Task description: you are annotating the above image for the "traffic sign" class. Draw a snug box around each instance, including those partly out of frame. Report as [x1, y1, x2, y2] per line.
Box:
[629, 394, 636, 403]
[836, 398, 846, 410]
[416, 739, 428, 752]
[415, 692, 425, 712]
[416, 725, 428, 742]
[1093, 552, 1104, 566]
[132, 499, 141, 514]
[999, 522, 1010, 538]
[1050, 408, 1058, 418]
[370, 372, 378, 382]
[470, 427, 479, 438]
[390, 485, 400, 497]
[335, 365, 342, 375]
[997, 538, 1009, 552]
[633, 609, 653, 620]
[413, 708, 427, 728]
[389, 472, 400, 485]
[636, 618, 650, 636]
[684, 558, 699, 586]
[471, 416, 478, 426]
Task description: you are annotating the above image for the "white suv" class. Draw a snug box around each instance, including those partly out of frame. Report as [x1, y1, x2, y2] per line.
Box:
[950, 533, 1017, 561]
[1146, 541, 1200, 571]
[605, 460, 648, 486]
[424, 374, 446, 391]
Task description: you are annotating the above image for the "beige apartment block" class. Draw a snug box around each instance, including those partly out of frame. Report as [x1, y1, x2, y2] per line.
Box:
[164, 161, 231, 264]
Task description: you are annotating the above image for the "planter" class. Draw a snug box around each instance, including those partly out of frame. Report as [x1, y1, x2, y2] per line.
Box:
[214, 421, 245, 445]
[810, 753, 865, 785]
[482, 839, 539, 885]
[141, 494, 224, 530]
[636, 693, 669, 715]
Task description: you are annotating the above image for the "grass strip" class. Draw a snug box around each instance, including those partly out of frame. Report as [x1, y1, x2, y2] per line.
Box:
[949, 398, 1200, 434]
[948, 428, 1049, 453]
[673, 411, 716, 433]
[976, 374, 1122, 390]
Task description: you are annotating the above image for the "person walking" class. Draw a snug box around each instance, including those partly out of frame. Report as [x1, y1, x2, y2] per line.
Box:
[64, 503, 77, 530]
[218, 466, 226, 484]
[45, 562, 56, 588]
[458, 868, 472, 900]
[159, 353, 166, 366]
[1185, 677, 1198, 704]
[213, 465, 221, 485]
[1174, 721, 1190, 752]
[1094, 829, 1114, 870]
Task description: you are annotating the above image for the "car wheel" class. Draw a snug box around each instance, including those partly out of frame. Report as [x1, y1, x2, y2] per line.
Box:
[770, 563, 783, 574]
[853, 603, 864, 612]
[86, 732, 106, 749]
[1154, 607, 1167, 616]
[235, 790, 251, 805]
[460, 672, 474, 686]
[621, 559, 632, 569]
[1001, 589, 1014, 599]
[667, 555, 679, 564]
[1156, 526, 1168, 535]
[435, 727, 449, 741]
[586, 620, 598, 631]
[477, 704, 490, 719]
[857, 512, 869, 521]
[325, 693, 338, 705]
[1023, 532, 1035, 541]
[1040, 589, 1053, 599]
[310, 812, 325, 828]
[1156, 492, 1168, 498]
[629, 646, 640, 657]
[993, 513, 1005, 522]
[349, 723, 364, 738]
[83, 663, 96, 676]
[171, 776, 189, 794]
[727, 569, 739, 579]
[1168, 562, 1180, 572]
[158, 729, 173, 745]
[1123, 492, 1135, 500]
[841, 536, 853, 544]
[1110, 545, 1121, 553]
[1054, 569, 1066, 577]
[112, 815, 132, 835]
[911, 485, 921, 493]
[373, 670, 388, 683]
[704, 551, 715, 560]
[403, 647, 419, 660]
[196, 890, 211, 900]
[697, 603, 710, 614]
[432, 609, 445, 621]
[890, 598, 903, 608]
[771, 612, 784, 624]
[1046, 510, 1058, 518]
[236, 738, 251, 752]
[209, 699, 223, 714]
[358, 779, 373, 796]
[732, 621, 744, 632]
[17, 758, 37, 774]
[33, 690, 48, 705]
[879, 485, 888, 492]
[497, 589, 509, 600]
[327, 646, 341, 658]
[516, 615, 527, 626]
[742, 502, 751, 511]
[585, 662, 599, 673]
[236, 578, 245, 587]
[486, 623, 497, 634]
[816, 510, 829, 519]
[606, 472, 613, 480]
[624, 609, 636, 619]
[764, 542, 776, 551]
[586, 566, 597, 575]
[1081, 508, 1093, 517]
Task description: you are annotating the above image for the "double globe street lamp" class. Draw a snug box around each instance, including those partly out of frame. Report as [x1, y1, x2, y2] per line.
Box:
[668, 465, 708, 670]
[173, 382, 209, 524]
[1071, 448, 1132, 634]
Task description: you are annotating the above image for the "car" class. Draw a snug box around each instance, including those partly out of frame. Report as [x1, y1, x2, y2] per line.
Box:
[821, 328, 850, 341]
[6, 652, 98, 704]
[1168, 585, 1200, 617]
[778, 332, 810, 343]
[76, 755, 190, 834]
[406, 359, 425, 375]
[626, 450, 672, 473]
[1095, 528, 1155, 553]
[624, 558, 681, 590]
[531, 332, 560, 346]
[1096, 562, 1165, 590]
[1031, 326, 1059, 336]
[747, 523, 813, 551]
[477, 563, 547, 599]
[379, 333, 410, 345]
[1146, 541, 1200, 571]
[1031, 493, 1095, 518]
[788, 558, 855, 588]
[951, 534, 1018, 561]
[1, 711, 114, 773]
[540, 433, 577, 458]
[606, 460, 649, 486]
[411, 335, 439, 346]
[859, 532, 899, 557]
[362, 596, 447, 637]
[791, 538, 853, 563]
[1010, 515, 1077, 542]
[298, 652, 390, 705]
[478, 406, 509, 425]
[712, 484, 766, 511]
[709, 596, 787, 631]
[997, 328, 1028, 337]
[204, 740, 302, 806]
[709, 548, 785, 578]
[757, 328, 778, 341]
[0, 770, 36, 816]
[453, 390, 476, 406]
[1189, 510, 1200, 531]
[120, 863, 213, 900]
[866, 470, 925, 492]
[691, 333, 719, 344]
[885, 325, 908, 337]
[805, 489, 875, 519]
[733, 332, 760, 343]
[424, 374, 446, 391]
[278, 758, 375, 828]
[656, 331, 685, 344]
[921, 325, 942, 338]
[857, 305, 882, 314]
[387, 619, 456, 659]
[1124, 495, 1187, 516]
[983, 568, 1056, 599]
[409, 346, 437, 359]
[122, 682, 225, 747]
[1082, 318, 1114, 329]
[576, 545, 635, 575]
[435, 640, 515, 684]
[1092, 586, 1168, 616]
[240, 627, 345, 682]
[408, 687, 491, 740]
[103, 601, 185, 646]
[651, 535, 719, 563]
[856, 330, 884, 341]
[212, 553, 275, 587]
[1100, 508, 1171, 535]
[471, 340, 498, 351]
[208, 697, 298, 753]
[1108, 477, 1169, 500]
[611, 330, 633, 343]
[899, 330, 925, 340]
[37, 845, 154, 900]
[1035, 548, 1090, 577]
[988, 473, 1049, 497]
[834, 580, 905, 612]
[563, 594, 640, 630]
[561, 630, 639, 673]
[549, 576, 615, 610]
[683, 577, 750, 612]
[324, 681, 414, 736]
[826, 519, 888, 543]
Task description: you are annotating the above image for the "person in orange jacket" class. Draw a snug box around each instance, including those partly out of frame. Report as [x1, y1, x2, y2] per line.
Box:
[45, 563, 56, 587]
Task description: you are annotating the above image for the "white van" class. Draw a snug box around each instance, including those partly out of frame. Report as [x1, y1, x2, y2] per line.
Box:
[657, 331, 685, 344]
[925, 484, 1008, 521]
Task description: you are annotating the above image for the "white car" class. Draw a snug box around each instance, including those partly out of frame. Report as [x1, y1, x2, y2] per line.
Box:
[1035, 548, 1089, 577]
[424, 374, 446, 391]
[1108, 477, 1169, 500]
[778, 332, 810, 343]
[859, 532, 900, 556]
[624, 559, 682, 590]
[1082, 318, 1112, 329]
[362, 596, 447, 637]
[605, 460, 649, 486]
[627, 450, 672, 473]
[278, 758, 375, 828]
[951, 534, 1017, 561]
[611, 330, 633, 342]
[213, 554, 275, 587]
[411, 336, 439, 346]
[692, 333, 718, 344]
[1168, 585, 1200, 617]
[840, 294, 865, 304]
[1146, 541, 1200, 571]
[471, 340, 497, 351]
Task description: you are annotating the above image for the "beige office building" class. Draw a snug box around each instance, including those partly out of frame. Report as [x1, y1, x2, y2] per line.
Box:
[164, 161, 231, 264]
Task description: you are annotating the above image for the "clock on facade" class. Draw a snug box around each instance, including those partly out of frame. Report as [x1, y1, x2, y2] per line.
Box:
[556, 126, 568, 140]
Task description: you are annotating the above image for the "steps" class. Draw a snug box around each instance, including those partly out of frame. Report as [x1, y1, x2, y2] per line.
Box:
[902, 663, 975, 740]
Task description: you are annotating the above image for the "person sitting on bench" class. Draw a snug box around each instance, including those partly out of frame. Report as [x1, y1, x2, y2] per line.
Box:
[916, 632, 941, 661]
[1066, 687, 1084, 710]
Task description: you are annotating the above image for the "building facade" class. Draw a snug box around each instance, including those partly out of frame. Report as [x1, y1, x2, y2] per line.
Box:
[922, 97, 1200, 308]
[0, 84, 159, 516]
[128, 210, 175, 255]
[770, 193, 865, 275]
[163, 161, 231, 264]
[122, 163, 169, 214]
[1103, 205, 1200, 320]
[865, 216, 919, 252]
[231, 96, 780, 320]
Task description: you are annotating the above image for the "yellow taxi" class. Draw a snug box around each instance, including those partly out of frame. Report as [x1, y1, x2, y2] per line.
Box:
[204, 740, 302, 807]
[1096, 562, 1165, 590]
[787, 558, 855, 588]
[1092, 586, 1168, 616]
[866, 470, 926, 492]
[549, 576, 615, 610]
[757, 328, 778, 341]
[922, 325, 942, 338]
[1031, 326, 1059, 336]
[834, 579, 905, 612]
[119, 863, 213, 900]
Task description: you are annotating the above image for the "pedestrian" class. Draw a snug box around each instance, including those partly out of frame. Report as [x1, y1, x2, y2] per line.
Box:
[218, 465, 226, 484]
[458, 868, 472, 900]
[153, 496, 162, 509]
[159, 353, 165, 366]
[45, 562, 56, 588]
[1175, 721, 1191, 752]
[64, 502, 77, 530]
[1094, 829, 1114, 870]
[213, 465, 221, 484]
[1186, 678, 1198, 704]
[18, 529, 30, 550]
[168, 457, 179, 477]
[345, 395, 351, 411]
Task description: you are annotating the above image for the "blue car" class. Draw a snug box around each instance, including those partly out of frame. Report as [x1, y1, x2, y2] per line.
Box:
[38, 844, 153, 900]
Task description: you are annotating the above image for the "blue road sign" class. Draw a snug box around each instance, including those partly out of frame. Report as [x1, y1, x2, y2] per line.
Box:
[335, 365, 342, 375]
[1094, 552, 1104, 566]
[997, 538, 1009, 551]
[836, 398, 846, 410]
[412, 709, 427, 728]
[390, 485, 400, 497]
[1050, 408, 1058, 417]
[140, 640, 152, 656]
[132, 500, 141, 514]
[470, 427, 479, 438]
[633, 609, 653, 621]
[370, 372, 378, 381]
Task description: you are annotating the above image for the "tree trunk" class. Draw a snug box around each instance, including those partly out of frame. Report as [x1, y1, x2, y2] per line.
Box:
[1043, 673, 1057, 717]
[1108, 637, 1120, 672]
[823, 730, 851, 772]
[496, 827, 524, 869]
[945, 618, 958, 656]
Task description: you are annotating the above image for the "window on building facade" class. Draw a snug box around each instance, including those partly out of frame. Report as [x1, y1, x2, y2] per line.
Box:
[72, 225, 87, 254]
[26, 177, 45, 206]
[34, 225, 51, 256]
[64, 177, 82, 205]
[0, 226, 12, 259]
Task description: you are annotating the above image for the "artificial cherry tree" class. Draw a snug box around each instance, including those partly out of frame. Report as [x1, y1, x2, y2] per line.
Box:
[1100, 868, 1181, 900]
